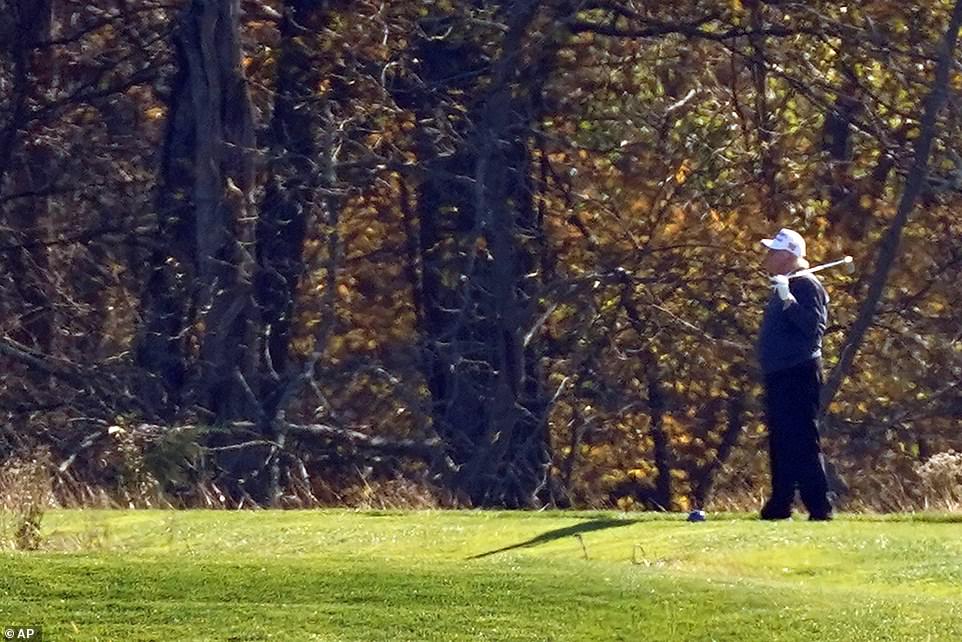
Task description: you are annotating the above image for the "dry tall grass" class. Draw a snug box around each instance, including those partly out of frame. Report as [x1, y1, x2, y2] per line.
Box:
[0, 454, 53, 550]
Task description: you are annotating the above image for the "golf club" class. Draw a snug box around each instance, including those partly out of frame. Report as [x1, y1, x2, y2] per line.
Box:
[789, 255, 854, 279]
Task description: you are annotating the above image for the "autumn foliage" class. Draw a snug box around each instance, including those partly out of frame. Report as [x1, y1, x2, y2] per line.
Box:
[0, 0, 960, 510]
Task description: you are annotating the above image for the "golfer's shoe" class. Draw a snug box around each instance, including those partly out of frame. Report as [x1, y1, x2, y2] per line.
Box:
[759, 503, 792, 520]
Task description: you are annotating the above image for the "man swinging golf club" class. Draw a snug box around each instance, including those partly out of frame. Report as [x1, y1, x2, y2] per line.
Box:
[757, 228, 834, 521]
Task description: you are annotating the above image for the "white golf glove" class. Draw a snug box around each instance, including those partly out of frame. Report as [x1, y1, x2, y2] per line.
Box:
[770, 275, 794, 304]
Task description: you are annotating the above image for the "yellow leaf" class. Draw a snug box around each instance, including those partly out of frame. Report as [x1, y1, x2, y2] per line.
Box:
[675, 159, 692, 184]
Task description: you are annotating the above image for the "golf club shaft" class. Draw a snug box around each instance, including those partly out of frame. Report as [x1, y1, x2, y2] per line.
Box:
[789, 256, 853, 279]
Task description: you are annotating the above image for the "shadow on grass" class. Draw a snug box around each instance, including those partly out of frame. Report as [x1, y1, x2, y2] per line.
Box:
[468, 518, 635, 559]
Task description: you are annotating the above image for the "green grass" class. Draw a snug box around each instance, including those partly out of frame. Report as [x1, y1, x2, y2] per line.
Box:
[2, 510, 961, 641]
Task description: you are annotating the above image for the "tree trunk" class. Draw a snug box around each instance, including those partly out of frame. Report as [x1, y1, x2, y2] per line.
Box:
[253, 0, 345, 504]
[823, 83, 901, 241]
[256, 0, 333, 387]
[399, 1, 558, 507]
[136, 0, 258, 424]
[693, 393, 744, 508]
[0, 0, 55, 354]
[648, 365, 671, 510]
[185, 0, 258, 423]
[135, 43, 194, 417]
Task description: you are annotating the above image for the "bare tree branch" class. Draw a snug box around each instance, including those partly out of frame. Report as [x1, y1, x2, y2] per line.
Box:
[820, 0, 962, 419]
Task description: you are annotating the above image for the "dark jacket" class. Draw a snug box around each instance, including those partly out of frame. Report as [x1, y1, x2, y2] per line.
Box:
[757, 274, 828, 375]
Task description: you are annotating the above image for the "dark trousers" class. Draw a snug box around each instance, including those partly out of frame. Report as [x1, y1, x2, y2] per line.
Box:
[762, 358, 832, 517]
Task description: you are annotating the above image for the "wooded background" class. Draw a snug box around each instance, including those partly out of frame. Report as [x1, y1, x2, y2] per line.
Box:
[1, 0, 960, 510]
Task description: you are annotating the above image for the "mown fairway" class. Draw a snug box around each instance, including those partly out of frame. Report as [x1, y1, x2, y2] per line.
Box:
[1, 511, 961, 641]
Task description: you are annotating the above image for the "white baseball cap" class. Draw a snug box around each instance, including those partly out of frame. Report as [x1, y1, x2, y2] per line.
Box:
[761, 228, 806, 258]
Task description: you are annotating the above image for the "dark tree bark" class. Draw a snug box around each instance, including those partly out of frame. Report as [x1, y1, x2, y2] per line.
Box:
[185, 0, 258, 423]
[136, 0, 258, 423]
[256, 0, 331, 387]
[252, 0, 346, 505]
[0, 0, 55, 354]
[135, 39, 195, 416]
[693, 393, 744, 508]
[823, 80, 902, 241]
[647, 364, 671, 510]
[396, 1, 561, 507]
